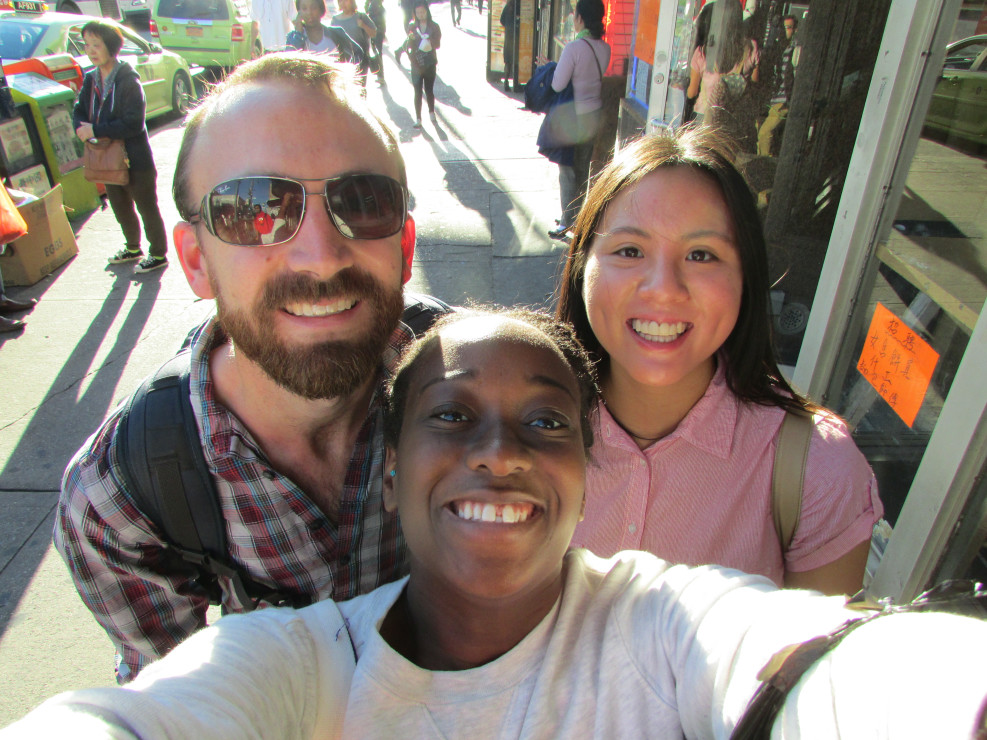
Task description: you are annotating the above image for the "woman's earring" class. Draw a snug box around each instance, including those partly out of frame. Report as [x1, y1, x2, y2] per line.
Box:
[389, 469, 397, 478]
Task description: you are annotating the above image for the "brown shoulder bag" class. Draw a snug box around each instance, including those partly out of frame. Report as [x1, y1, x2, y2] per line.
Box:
[83, 138, 129, 186]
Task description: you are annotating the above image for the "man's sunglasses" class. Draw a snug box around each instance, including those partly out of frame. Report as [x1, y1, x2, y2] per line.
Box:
[187, 173, 409, 247]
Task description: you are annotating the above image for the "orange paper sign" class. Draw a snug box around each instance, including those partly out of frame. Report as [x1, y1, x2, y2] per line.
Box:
[634, 0, 659, 64]
[856, 303, 939, 428]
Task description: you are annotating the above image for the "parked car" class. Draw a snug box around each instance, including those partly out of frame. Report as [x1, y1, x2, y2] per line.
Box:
[150, 0, 260, 72]
[924, 35, 987, 148]
[0, 8, 197, 118]
[0, 0, 149, 25]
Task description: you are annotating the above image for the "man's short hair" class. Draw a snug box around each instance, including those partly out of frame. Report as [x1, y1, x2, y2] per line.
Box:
[173, 53, 406, 221]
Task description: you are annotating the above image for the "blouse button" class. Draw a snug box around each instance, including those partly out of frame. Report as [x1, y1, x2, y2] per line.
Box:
[628, 523, 637, 534]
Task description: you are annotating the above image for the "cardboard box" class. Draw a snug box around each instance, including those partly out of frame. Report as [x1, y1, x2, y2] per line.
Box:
[0, 184, 78, 286]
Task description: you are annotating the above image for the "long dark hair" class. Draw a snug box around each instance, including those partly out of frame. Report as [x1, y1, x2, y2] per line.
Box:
[707, 0, 747, 73]
[556, 126, 810, 414]
[411, 0, 433, 27]
[692, 2, 713, 52]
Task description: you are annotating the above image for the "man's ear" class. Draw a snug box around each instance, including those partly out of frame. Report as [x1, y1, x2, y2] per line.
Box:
[174, 222, 215, 300]
[383, 447, 398, 512]
[400, 215, 415, 285]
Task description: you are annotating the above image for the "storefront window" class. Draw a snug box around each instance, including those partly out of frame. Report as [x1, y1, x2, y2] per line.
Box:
[553, 0, 576, 55]
[662, 0, 698, 124]
[667, 0, 891, 365]
[828, 1, 987, 546]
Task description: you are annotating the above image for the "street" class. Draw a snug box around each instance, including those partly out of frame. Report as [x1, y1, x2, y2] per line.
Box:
[0, 0, 567, 723]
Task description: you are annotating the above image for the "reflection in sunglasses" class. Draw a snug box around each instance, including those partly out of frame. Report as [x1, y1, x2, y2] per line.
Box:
[198, 174, 408, 246]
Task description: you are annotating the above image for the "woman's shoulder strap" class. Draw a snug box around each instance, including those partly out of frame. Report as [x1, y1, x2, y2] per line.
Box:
[580, 37, 604, 79]
[772, 407, 814, 551]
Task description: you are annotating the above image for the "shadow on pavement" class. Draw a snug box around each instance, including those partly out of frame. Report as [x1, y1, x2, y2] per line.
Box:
[0, 273, 162, 638]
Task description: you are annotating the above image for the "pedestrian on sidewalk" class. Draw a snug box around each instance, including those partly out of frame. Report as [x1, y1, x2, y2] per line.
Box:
[449, 0, 461, 27]
[285, 0, 364, 64]
[365, 0, 387, 85]
[332, 0, 377, 88]
[544, 0, 610, 240]
[73, 20, 168, 274]
[499, 0, 517, 90]
[398, 1, 440, 128]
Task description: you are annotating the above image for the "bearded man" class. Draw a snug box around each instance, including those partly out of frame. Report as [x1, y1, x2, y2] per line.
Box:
[55, 54, 447, 683]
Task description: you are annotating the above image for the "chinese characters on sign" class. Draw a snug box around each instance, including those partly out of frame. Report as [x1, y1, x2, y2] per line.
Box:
[857, 302, 940, 428]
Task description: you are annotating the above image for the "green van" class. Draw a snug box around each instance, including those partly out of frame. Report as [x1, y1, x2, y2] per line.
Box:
[150, 0, 261, 71]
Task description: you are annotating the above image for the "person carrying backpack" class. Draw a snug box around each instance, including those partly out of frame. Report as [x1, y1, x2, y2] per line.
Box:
[54, 54, 451, 684]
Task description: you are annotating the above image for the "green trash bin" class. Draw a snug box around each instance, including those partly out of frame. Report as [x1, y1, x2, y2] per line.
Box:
[7, 71, 101, 216]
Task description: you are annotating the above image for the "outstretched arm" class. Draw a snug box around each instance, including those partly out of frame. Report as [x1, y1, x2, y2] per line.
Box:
[1, 606, 343, 738]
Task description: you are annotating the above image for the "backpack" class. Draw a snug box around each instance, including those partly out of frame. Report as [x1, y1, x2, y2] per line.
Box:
[115, 292, 452, 611]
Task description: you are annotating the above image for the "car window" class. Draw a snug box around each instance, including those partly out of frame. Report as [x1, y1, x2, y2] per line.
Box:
[68, 24, 149, 58]
[156, 0, 230, 21]
[0, 20, 45, 59]
[119, 27, 150, 55]
[943, 39, 987, 70]
[66, 29, 85, 56]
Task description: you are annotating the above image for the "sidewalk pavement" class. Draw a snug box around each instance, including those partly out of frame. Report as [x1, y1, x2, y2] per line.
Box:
[0, 2, 569, 724]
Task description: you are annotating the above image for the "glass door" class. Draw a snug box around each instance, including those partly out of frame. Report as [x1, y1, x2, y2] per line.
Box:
[823, 0, 987, 600]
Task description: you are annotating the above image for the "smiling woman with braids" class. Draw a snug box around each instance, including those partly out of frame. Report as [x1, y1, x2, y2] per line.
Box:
[6, 307, 986, 739]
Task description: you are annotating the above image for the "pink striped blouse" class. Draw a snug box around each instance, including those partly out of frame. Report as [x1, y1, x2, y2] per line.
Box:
[571, 365, 883, 586]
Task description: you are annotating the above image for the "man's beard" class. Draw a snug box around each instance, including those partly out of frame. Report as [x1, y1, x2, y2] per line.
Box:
[215, 268, 404, 400]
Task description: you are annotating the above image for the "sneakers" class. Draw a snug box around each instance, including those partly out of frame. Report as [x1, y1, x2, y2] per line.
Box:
[135, 255, 168, 273]
[413, 119, 422, 129]
[108, 247, 142, 264]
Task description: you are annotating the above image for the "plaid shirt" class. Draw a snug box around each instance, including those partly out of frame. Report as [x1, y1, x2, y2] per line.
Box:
[54, 316, 413, 682]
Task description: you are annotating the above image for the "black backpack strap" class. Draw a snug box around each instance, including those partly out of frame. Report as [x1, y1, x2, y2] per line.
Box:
[112, 299, 452, 611]
[401, 292, 453, 336]
[116, 350, 309, 610]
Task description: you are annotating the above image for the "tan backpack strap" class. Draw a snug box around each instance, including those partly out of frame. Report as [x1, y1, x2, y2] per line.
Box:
[772, 408, 814, 551]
